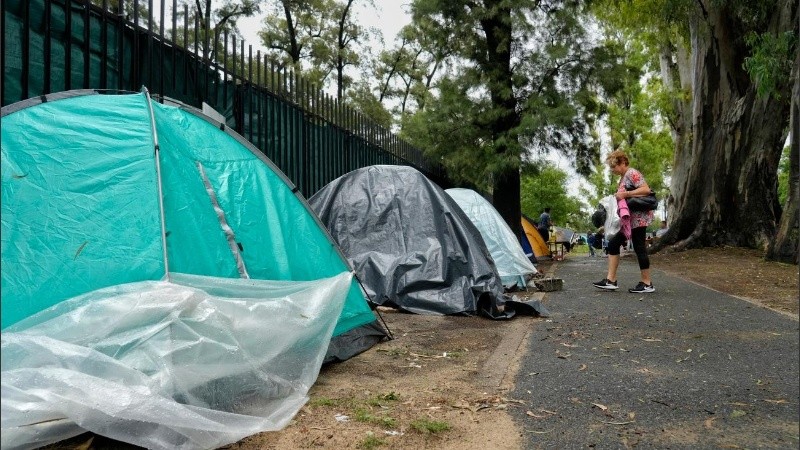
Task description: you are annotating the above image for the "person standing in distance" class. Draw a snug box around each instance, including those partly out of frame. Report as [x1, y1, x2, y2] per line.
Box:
[538, 207, 552, 243]
[593, 150, 655, 293]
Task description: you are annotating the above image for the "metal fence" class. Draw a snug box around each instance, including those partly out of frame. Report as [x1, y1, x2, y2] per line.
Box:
[1, 0, 451, 195]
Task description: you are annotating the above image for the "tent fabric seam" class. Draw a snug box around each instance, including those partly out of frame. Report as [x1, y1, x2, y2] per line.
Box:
[196, 161, 250, 279]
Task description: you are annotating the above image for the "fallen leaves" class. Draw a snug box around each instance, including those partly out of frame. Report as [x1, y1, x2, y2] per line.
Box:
[452, 396, 524, 413]
[525, 409, 557, 419]
[592, 403, 608, 412]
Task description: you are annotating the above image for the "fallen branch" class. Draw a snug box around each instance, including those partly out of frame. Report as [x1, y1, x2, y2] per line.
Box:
[599, 420, 635, 425]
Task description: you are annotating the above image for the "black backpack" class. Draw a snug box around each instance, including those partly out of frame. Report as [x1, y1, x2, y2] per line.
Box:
[591, 204, 606, 228]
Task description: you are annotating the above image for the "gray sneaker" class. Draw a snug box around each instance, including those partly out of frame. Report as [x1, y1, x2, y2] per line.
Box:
[592, 278, 618, 290]
[628, 282, 655, 293]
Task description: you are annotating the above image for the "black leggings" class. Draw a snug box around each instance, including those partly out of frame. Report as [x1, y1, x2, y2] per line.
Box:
[607, 226, 650, 270]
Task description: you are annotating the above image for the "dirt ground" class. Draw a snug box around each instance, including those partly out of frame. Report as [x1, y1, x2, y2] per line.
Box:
[222, 246, 798, 450]
[47, 247, 798, 450]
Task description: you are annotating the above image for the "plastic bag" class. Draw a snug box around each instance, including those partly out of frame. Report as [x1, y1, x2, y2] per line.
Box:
[599, 195, 621, 237]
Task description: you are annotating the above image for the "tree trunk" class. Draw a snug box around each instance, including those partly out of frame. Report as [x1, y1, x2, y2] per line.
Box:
[766, 45, 799, 264]
[494, 169, 522, 240]
[653, 0, 796, 253]
[479, 1, 522, 238]
[657, 41, 692, 229]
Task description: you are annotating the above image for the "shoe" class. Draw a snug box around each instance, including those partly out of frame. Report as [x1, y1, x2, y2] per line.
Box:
[628, 282, 655, 293]
[593, 278, 618, 290]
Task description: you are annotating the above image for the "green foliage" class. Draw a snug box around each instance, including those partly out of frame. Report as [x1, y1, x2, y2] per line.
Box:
[307, 396, 341, 407]
[585, 28, 674, 203]
[399, 0, 631, 195]
[354, 408, 397, 428]
[520, 164, 586, 230]
[592, 0, 692, 51]
[778, 145, 790, 205]
[259, 0, 331, 66]
[744, 31, 798, 99]
[257, 0, 374, 98]
[179, 0, 263, 62]
[366, 392, 400, 406]
[410, 418, 451, 433]
[359, 432, 386, 449]
[346, 81, 394, 128]
[371, 19, 449, 120]
[401, 77, 502, 191]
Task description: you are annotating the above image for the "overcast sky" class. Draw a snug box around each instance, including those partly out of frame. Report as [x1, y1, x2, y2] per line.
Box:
[236, 0, 412, 54]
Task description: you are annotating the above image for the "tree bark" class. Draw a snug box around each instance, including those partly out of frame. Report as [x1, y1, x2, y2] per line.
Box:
[478, 1, 522, 238]
[652, 0, 796, 253]
[657, 41, 692, 228]
[766, 42, 799, 264]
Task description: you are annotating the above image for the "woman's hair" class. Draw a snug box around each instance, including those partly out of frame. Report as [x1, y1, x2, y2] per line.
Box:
[605, 150, 629, 167]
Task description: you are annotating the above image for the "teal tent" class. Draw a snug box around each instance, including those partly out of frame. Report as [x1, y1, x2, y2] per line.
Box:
[1, 89, 384, 355]
[1, 89, 388, 448]
[0, 91, 382, 342]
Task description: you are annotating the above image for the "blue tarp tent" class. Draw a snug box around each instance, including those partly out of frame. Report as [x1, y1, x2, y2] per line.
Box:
[445, 188, 538, 289]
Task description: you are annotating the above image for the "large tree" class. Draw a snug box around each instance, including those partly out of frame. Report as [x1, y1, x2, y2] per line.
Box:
[668, 0, 796, 253]
[257, 0, 371, 100]
[766, 48, 799, 264]
[184, 0, 263, 61]
[402, 0, 622, 237]
[603, 0, 798, 257]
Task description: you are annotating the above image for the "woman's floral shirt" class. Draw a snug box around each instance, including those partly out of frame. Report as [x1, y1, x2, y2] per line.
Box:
[616, 168, 654, 229]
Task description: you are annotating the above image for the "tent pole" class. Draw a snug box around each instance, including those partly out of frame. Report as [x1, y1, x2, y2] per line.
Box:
[142, 87, 171, 281]
[354, 273, 393, 340]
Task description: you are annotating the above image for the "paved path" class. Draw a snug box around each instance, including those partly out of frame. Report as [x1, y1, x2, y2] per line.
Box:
[510, 254, 799, 449]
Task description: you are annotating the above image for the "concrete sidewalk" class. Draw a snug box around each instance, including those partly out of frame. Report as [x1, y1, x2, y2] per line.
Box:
[510, 254, 799, 449]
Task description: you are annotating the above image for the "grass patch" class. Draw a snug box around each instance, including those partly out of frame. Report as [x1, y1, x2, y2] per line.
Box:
[354, 408, 397, 428]
[359, 432, 386, 449]
[307, 396, 342, 407]
[366, 392, 400, 406]
[410, 418, 451, 434]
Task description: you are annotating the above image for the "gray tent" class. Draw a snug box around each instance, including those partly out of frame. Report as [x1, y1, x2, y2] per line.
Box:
[309, 165, 548, 318]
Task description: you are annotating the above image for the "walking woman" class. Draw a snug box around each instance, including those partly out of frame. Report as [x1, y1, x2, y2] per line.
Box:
[593, 150, 655, 293]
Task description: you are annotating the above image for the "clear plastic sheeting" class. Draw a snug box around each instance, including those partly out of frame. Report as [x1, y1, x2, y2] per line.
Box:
[445, 188, 537, 289]
[1, 272, 353, 450]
